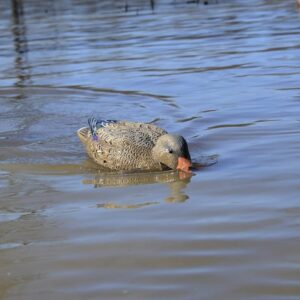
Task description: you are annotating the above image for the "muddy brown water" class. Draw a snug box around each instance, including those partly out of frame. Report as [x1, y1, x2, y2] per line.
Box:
[1, 0, 300, 299]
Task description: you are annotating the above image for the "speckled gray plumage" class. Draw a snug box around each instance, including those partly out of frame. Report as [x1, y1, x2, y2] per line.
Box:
[77, 121, 168, 171]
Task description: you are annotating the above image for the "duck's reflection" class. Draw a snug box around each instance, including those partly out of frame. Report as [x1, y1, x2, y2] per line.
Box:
[82, 169, 191, 206]
[165, 179, 189, 203]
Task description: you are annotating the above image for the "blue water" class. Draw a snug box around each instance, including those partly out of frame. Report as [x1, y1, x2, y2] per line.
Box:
[1, 0, 300, 299]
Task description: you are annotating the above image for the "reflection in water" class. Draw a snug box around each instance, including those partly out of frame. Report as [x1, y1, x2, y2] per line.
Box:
[97, 201, 159, 209]
[165, 180, 190, 203]
[83, 169, 191, 205]
[11, 0, 31, 89]
[125, 0, 155, 12]
[82, 169, 191, 187]
[191, 154, 218, 169]
[150, 0, 155, 10]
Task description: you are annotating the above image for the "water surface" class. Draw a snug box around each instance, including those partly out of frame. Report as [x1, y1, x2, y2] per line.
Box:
[1, 0, 300, 299]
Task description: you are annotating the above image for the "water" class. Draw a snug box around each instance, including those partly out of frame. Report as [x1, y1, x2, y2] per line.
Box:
[1, 0, 300, 299]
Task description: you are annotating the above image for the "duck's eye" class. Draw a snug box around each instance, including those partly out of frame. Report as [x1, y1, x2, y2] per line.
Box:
[166, 148, 173, 154]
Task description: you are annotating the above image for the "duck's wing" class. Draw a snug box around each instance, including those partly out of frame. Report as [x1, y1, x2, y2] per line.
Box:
[97, 121, 167, 147]
[77, 117, 117, 144]
[88, 117, 117, 140]
[78, 119, 167, 170]
[78, 118, 167, 146]
[95, 122, 166, 170]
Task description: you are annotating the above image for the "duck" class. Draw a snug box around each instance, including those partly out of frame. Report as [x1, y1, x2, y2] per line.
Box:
[77, 117, 192, 173]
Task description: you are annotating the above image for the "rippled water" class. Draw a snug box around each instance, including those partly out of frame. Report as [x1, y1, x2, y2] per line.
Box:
[1, 0, 300, 299]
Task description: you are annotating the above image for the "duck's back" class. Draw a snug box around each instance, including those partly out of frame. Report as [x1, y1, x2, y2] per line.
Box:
[77, 121, 167, 170]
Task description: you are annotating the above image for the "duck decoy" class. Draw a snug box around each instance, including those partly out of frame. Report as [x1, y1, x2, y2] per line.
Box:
[77, 117, 192, 173]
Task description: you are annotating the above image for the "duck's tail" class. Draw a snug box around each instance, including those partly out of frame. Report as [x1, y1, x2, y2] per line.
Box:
[77, 127, 90, 144]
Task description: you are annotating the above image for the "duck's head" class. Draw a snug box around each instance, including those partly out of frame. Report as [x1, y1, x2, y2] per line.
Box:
[152, 134, 192, 173]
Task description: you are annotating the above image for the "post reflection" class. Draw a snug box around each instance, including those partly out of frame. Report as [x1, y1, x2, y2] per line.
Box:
[11, 0, 31, 89]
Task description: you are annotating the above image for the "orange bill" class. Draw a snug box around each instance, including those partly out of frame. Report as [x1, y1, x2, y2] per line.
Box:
[176, 156, 192, 173]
